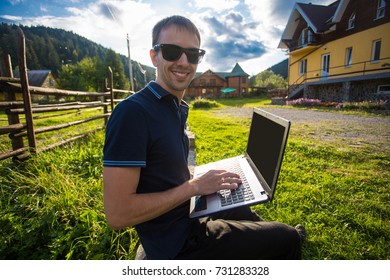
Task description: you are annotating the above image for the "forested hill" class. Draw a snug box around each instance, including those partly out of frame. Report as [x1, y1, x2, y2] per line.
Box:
[266, 58, 288, 79]
[0, 23, 154, 85]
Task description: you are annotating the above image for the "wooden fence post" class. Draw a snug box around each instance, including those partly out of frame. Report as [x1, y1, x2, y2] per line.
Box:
[108, 66, 114, 112]
[102, 78, 108, 126]
[1, 54, 25, 154]
[17, 27, 36, 154]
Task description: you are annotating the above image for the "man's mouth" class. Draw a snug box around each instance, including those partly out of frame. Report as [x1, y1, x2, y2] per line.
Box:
[172, 70, 190, 79]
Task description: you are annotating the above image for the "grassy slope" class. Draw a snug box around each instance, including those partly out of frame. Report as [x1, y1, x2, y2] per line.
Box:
[0, 98, 389, 259]
[188, 99, 389, 260]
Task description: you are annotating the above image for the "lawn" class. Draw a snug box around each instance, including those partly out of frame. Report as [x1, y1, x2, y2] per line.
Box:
[0, 97, 388, 259]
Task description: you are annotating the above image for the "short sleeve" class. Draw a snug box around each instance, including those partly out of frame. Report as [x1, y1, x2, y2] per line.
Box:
[103, 100, 148, 167]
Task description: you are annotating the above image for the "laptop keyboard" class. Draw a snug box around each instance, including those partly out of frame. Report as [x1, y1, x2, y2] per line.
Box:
[216, 158, 255, 207]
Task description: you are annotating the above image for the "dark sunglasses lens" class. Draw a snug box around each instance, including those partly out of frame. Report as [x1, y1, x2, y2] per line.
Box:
[185, 49, 201, 64]
[159, 44, 204, 64]
[161, 45, 182, 61]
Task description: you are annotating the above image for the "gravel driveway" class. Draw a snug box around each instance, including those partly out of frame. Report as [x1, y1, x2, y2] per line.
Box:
[216, 107, 390, 156]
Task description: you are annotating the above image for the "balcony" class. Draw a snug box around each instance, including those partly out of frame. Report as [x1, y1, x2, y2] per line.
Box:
[288, 56, 390, 99]
[189, 82, 224, 88]
[283, 31, 320, 53]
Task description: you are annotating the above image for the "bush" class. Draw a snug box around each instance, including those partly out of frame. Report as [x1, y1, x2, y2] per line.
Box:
[287, 98, 388, 112]
[191, 98, 220, 109]
[340, 100, 388, 111]
[286, 98, 323, 107]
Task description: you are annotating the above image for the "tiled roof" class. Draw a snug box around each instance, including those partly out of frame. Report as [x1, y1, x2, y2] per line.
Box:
[278, 0, 348, 49]
[297, 2, 339, 32]
[227, 63, 249, 77]
[194, 63, 248, 80]
[14, 70, 51, 86]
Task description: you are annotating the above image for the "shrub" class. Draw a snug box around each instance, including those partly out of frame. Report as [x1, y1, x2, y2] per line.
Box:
[287, 98, 388, 112]
[191, 98, 220, 109]
[286, 98, 322, 107]
[340, 100, 388, 111]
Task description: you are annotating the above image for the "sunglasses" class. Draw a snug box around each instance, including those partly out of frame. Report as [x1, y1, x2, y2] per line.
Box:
[153, 44, 206, 64]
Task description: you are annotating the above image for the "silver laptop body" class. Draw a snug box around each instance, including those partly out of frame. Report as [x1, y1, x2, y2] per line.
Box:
[189, 108, 291, 218]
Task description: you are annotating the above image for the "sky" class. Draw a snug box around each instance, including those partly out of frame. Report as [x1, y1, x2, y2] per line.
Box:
[0, 0, 334, 76]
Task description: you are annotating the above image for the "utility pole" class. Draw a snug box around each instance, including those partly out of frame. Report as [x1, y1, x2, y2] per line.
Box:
[127, 33, 134, 92]
[137, 61, 147, 87]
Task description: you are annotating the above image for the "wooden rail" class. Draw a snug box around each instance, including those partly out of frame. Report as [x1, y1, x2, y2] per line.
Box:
[0, 27, 133, 162]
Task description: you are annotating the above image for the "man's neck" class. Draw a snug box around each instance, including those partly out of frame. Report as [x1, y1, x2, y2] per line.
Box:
[154, 81, 185, 103]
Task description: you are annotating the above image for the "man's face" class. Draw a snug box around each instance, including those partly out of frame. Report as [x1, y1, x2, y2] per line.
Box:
[150, 25, 200, 99]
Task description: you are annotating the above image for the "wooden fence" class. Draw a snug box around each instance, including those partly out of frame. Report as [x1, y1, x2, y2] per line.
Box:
[0, 28, 132, 162]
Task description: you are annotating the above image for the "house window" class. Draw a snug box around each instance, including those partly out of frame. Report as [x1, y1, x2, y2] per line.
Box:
[200, 79, 206, 86]
[377, 85, 390, 94]
[299, 28, 313, 47]
[242, 77, 246, 83]
[321, 54, 330, 79]
[299, 59, 307, 75]
[348, 12, 355, 29]
[308, 29, 313, 44]
[376, 0, 386, 19]
[299, 29, 305, 46]
[210, 79, 216, 86]
[345, 47, 353, 66]
[372, 40, 381, 62]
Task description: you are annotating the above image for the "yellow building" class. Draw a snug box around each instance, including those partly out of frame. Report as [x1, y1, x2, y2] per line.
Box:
[279, 0, 390, 102]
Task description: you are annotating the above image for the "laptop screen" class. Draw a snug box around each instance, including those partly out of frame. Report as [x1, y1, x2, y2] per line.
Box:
[246, 109, 290, 199]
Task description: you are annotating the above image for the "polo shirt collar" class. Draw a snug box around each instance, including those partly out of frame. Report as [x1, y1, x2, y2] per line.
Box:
[146, 81, 172, 100]
[146, 81, 189, 110]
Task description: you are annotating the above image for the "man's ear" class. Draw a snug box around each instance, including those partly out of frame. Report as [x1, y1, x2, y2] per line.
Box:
[150, 49, 158, 67]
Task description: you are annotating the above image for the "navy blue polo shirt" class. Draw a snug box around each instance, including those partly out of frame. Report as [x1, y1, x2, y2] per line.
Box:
[103, 82, 192, 259]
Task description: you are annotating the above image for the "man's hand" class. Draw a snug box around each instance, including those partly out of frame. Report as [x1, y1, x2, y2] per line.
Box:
[189, 170, 242, 196]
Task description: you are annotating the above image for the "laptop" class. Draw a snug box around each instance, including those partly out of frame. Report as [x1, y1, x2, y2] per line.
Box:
[189, 108, 291, 218]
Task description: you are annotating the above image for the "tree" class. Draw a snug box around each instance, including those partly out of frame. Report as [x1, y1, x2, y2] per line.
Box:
[254, 70, 287, 89]
[57, 50, 130, 97]
[102, 49, 129, 91]
[57, 57, 100, 92]
[0, 23, 154, 89]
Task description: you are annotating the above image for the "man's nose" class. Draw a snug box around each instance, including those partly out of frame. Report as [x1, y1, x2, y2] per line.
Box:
[176, 52, 190, 65]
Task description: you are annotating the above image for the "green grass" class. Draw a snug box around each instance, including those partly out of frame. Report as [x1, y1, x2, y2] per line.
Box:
[1, 107, 106, 151]
[0, 97, 389, 259]
[188, 102, 389, 260]
[0, 132, 138, 259]
[210, 95, 271, 108]
[188, 110, 250, 164]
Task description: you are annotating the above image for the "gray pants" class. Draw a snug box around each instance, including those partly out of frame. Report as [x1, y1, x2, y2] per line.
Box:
[175, 206, 302, 259]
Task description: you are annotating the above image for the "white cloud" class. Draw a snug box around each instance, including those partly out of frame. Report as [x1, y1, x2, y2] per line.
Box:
[22, 0, 158, 68]
[245, 0, 285, 47]
[4, 0, 335, 75]
[1, 14, 23, 21]
[193, 0, 240, 12]
[8, 0, 24, 5]
[40, 4, 48, 13]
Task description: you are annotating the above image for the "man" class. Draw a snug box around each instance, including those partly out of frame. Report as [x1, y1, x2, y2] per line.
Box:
[103, 15, 304, 260]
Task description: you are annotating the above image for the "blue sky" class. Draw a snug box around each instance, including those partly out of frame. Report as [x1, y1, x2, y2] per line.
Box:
[0, 0, 333, 75]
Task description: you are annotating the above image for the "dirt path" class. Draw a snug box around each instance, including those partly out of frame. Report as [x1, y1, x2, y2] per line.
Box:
[216, 107, 390, 156]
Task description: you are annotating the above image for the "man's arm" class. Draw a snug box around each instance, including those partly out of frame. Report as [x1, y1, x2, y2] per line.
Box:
[103, 166, 241, 230]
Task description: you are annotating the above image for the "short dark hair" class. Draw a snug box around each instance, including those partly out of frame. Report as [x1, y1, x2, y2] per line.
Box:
[152, 15, 201, 46]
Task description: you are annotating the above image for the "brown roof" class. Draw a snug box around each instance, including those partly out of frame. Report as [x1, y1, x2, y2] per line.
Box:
[297, 2, 339, 32]
[14, 70, 51, 86]
[278, 0, 347, 49]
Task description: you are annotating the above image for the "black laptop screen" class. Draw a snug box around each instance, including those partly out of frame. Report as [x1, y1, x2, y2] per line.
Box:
[246, 110, 289, 193]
